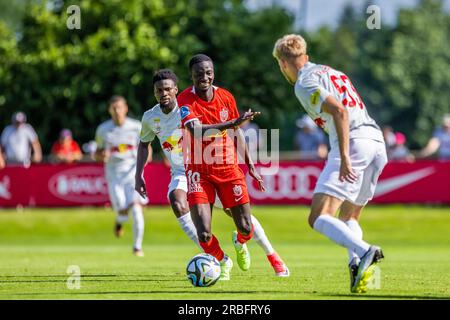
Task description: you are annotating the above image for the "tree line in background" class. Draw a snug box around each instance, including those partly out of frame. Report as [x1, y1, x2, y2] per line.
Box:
[0, 0, 449, 153]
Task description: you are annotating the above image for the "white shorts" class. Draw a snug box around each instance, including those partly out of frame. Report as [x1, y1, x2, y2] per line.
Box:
[314, 138, 387, 206]
[107, 175, 148, 212]
[167, 173, 188, 198]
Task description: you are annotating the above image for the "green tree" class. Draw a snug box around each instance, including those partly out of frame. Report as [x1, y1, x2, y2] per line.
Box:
[376, 0, 450, 148]
[0, 0, 297, 153]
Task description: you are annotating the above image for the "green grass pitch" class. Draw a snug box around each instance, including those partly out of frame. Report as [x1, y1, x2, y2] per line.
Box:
[0, 205, 449, 300]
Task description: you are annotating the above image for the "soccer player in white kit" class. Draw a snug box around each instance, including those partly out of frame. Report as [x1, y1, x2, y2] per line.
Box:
[135, 69, 289, 277]
[273, 34, 387, 293]
[95, 96, 150, 257]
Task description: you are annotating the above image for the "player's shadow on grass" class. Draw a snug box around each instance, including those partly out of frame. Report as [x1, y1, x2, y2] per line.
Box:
[0, 274, 118, 278]
[0, 279, 187, 283]
[2, 290, 286, 296]
[0, 274, 198, 284]
[323, 293, 450, 300]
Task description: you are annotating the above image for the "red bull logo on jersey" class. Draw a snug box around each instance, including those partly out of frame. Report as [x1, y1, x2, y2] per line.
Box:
[162, 135, 183, 153]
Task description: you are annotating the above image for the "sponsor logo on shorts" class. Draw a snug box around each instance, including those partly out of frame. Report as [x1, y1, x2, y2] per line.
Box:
[232, 185, 243, 197]
[232, 185, 244, 202]
[188, 182, 203, 193]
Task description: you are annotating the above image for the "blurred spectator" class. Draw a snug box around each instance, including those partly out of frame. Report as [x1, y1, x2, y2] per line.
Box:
[419, 114, 450, 160]
[81, 140, 98, 162]
[0, 112, 42, 167]
[0, 145, 5, 169]
[50, 129, 82, 164]
[388, 132, 415, 162]
[382, 125, 396, 152]
[294, 114, 328, 160]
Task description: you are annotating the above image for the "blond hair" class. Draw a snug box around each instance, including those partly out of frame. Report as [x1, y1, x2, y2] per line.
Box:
[273, 34, 307, 60]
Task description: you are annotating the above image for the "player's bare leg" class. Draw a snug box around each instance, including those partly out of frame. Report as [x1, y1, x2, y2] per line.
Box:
[224, 208, 289, 276]
[191, 203, 232, 280]
[339, 201, 365, 289]
[130, 202, 145, 257]
[169, 189, 200, 249]
[309, 193, 383, 293]
[115, 209, 128, 238]
[229, 203, 253, 271]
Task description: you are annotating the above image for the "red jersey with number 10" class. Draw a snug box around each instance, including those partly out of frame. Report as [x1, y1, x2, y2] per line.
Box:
[178, 86, 240, 175]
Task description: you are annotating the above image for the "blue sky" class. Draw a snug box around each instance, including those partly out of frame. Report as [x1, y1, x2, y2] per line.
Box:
[247, 0, 450, 30]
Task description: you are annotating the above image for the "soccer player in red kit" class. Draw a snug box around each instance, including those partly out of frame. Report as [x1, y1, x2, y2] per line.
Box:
[178, 54, 265, 280]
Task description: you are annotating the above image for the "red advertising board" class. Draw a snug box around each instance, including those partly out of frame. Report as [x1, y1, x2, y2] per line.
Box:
[0, 161, 449, 207]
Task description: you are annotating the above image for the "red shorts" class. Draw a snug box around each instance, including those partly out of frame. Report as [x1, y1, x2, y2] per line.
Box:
[186, 167, 250, 209]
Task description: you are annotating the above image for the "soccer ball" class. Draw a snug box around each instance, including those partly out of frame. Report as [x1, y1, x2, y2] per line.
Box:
[186, 253, 221, 287]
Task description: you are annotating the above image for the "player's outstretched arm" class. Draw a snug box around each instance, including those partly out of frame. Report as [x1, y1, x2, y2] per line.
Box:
[418, 137, 440, 158]
[31, 139, 43, 163]
[94, 148, 109, 163]
[184, 109, 261, 135]
[135, 141, 150, 198]
[234, 127, 265, 191]
[321, 96, 357, 183]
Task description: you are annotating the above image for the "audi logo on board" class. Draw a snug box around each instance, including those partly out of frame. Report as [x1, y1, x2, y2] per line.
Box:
[247, 166, 322, 200]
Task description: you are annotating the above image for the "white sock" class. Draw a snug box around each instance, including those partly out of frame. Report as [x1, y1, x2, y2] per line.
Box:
[116, 213, 129, 224]
[177, 213, 201, 249]
[345, 219, 363, 264]
[251, 215, 274, 255]
[131, 205, 144, 250]
[313, 215, 370, 258]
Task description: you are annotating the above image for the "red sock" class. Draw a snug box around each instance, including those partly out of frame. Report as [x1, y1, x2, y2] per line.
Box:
[237, 224, 254, 244]
[199, 234, 224, 261]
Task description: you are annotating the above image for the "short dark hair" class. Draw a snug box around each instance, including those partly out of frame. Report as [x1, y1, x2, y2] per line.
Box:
[152, 69, 178, 86]
[108, 95, 126, 106]
[188, 54, 213, 70]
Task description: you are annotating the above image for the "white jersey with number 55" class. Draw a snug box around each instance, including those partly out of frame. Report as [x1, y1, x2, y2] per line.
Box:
[294, 62, 384, 149]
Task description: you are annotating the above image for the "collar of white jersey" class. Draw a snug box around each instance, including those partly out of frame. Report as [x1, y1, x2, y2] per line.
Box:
[157, 102, 179, 115]
[297, 61, 316, 78]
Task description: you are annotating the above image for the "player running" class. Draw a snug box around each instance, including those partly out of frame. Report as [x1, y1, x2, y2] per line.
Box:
[95, 96, 151, 257]
[135, 69, 289, 278]
[178, 54, 286, 280]
[273, 35, 387, 293]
